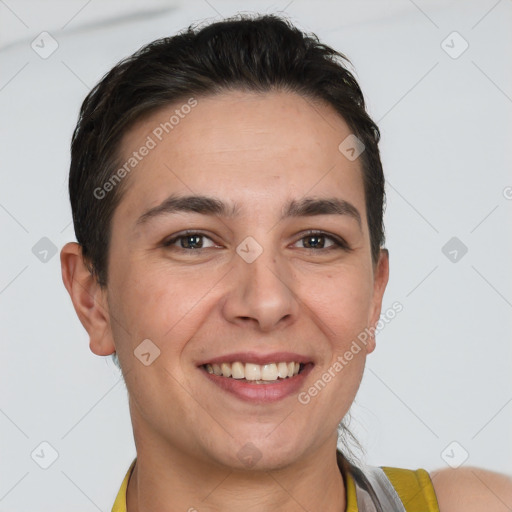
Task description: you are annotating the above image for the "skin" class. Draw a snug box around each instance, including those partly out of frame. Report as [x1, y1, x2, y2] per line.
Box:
[431, 467, 512, 511]
[60, 90, 511, 511]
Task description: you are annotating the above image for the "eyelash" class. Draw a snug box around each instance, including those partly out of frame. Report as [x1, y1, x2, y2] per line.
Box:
[162, 230, 351, 252]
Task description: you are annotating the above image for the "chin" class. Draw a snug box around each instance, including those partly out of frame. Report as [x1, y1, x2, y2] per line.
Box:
[208, 432, 306, 472]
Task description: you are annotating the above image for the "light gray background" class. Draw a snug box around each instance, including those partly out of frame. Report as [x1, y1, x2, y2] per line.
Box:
[1, 0, 511, 510]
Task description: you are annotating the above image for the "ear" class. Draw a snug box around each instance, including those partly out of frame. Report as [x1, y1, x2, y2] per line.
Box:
[60, 242, 115, 356]
[366, 248, 390, 354]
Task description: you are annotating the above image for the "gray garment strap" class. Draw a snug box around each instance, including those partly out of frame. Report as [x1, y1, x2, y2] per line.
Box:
[352, 465, 407, 512]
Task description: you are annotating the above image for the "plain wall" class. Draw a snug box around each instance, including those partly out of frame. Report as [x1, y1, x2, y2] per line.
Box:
[1, 0, 511, 510]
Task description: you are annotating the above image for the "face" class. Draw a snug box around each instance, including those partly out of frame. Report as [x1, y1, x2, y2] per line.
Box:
[90, 90, 388, 470]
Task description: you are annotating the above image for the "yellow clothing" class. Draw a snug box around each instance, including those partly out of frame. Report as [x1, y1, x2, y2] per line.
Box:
[112, 457, 439, 511]
[379, 466, 440, 512]
[112, 458, 135, 512]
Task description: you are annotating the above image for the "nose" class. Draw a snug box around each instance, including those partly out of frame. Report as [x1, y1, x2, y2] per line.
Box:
[221, 243, 299, 332]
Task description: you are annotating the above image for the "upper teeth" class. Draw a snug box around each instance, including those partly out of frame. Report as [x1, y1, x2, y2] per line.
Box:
[204, 362, 301, 381]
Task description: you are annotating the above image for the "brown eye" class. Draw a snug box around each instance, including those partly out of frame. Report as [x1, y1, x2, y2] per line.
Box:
[180, 234, 204, 249]
[163, 232, 216, 250]
[301, 234, 329, 249]
[293, 231, 349, 251]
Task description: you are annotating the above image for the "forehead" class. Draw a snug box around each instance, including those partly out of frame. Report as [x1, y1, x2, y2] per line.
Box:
[113, 90, 366, 225]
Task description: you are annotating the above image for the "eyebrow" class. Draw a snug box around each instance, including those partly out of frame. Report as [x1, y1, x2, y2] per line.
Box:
[135, 194, 362, 229]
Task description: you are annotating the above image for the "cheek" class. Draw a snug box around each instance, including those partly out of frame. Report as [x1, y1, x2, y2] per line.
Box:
[297, 341, 366, 433]
[107, 264, 218, 434]
[296, 263, 374, 341]
[107, 260, 225, 357]
[123, 357, 208, 449]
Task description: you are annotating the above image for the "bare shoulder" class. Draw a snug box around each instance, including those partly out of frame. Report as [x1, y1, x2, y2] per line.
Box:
[429, 466, 512, 512]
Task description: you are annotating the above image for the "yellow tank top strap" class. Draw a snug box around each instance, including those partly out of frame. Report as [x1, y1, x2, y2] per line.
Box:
[380, 466, 440, 512]
[112, 458, 136, 512]
[343, 462, 360, 512]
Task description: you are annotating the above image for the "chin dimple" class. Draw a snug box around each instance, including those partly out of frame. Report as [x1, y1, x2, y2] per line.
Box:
[203, 361, 302, 381]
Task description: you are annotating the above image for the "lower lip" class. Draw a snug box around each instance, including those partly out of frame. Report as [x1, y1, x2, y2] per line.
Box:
[200, 364, 314, 403]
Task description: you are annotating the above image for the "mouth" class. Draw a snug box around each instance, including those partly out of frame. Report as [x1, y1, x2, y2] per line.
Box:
[201, 361, 306, 384]
[198, 353, 314, 403]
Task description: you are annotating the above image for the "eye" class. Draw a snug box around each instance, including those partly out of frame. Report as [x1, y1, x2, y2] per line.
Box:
[162, 230, 350, 253]
[293, 231, 350, 251]
[163, 231, 217, 250]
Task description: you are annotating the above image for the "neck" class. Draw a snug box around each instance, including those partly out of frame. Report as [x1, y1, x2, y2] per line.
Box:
[126, 439, 346, 512]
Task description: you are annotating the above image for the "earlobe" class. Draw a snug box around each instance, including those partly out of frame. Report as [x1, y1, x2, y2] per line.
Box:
[365, 332, 377, 354]
[60, 242, 116, 356]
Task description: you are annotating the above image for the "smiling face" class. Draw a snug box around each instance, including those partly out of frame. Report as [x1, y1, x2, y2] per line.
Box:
[95, 90, 388, 470]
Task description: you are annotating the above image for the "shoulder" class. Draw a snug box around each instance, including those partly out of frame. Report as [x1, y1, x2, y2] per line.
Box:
[429, 466, 512, 512]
